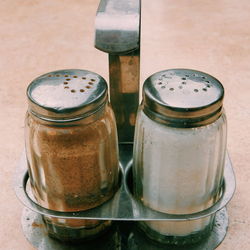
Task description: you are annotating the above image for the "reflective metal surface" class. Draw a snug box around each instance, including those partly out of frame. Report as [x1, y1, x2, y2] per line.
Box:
[95, 0, 140, 54]
[21, 207, 228, 250]
[95, 0, 141, 143]
[21, 208, 122, 250]
[109, 50, 140, 142]
[143, 69, 224, 127]
[27, 69, 108, 122]
[15, 145, 235, 221]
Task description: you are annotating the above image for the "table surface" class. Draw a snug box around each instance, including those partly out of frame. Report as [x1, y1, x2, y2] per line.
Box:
[0, 0, 249, 249]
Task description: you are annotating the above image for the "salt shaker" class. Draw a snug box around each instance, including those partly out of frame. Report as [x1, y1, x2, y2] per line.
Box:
[133, 69, 227, 245]
[25, 69, 119, 241]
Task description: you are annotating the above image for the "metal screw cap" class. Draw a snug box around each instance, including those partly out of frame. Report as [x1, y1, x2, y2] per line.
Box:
[142, 69, 224, 127]
[27, 69, 108, 122]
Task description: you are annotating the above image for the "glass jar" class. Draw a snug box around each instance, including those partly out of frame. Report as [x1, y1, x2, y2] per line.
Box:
[133, 69, 227, 245]
[25, 69, 119, 241]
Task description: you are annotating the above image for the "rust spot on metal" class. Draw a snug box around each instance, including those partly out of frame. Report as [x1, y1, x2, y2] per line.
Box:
[32, 222, 44, 228]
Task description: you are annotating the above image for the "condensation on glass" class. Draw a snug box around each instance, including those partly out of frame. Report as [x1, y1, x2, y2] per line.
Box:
[133, 69, 227, 245]
[25, 69, 119, 241]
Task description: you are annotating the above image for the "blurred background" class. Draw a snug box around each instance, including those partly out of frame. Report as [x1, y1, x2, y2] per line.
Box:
[0, 0, 249, 249]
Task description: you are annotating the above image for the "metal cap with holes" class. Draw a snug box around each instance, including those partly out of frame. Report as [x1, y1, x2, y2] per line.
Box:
[142, 69, 224, 127]
[27, 69, 108, 122]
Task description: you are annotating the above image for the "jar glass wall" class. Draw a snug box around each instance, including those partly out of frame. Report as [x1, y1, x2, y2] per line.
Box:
[133, 107, 227, 243]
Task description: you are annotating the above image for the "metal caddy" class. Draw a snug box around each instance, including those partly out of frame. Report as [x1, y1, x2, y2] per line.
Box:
[15, 0, 236, 249]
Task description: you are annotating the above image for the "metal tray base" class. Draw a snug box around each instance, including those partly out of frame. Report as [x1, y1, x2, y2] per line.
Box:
[22, 207, 228, 250]
[16, 144, 235, 249]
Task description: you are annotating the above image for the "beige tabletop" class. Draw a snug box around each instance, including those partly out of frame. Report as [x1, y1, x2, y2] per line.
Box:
[0, 0, 249, 249]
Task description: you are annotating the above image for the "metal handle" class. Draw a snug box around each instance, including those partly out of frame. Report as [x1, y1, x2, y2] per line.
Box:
[95, 0, 141, 143]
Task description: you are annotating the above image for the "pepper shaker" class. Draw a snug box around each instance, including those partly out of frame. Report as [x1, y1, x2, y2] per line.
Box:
[25, 69, 119, 241]
[133, 69, 227, 245]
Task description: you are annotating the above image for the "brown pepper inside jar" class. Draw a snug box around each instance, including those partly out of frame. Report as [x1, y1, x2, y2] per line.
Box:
[26, 104, 119, 213]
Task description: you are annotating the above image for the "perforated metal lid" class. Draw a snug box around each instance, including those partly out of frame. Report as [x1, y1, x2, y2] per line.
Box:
[142, 69, 224, 127]
[27, 69, 108, 122]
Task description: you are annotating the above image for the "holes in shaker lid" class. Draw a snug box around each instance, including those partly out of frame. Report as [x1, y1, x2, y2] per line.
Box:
[162, 74, 172, 79]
